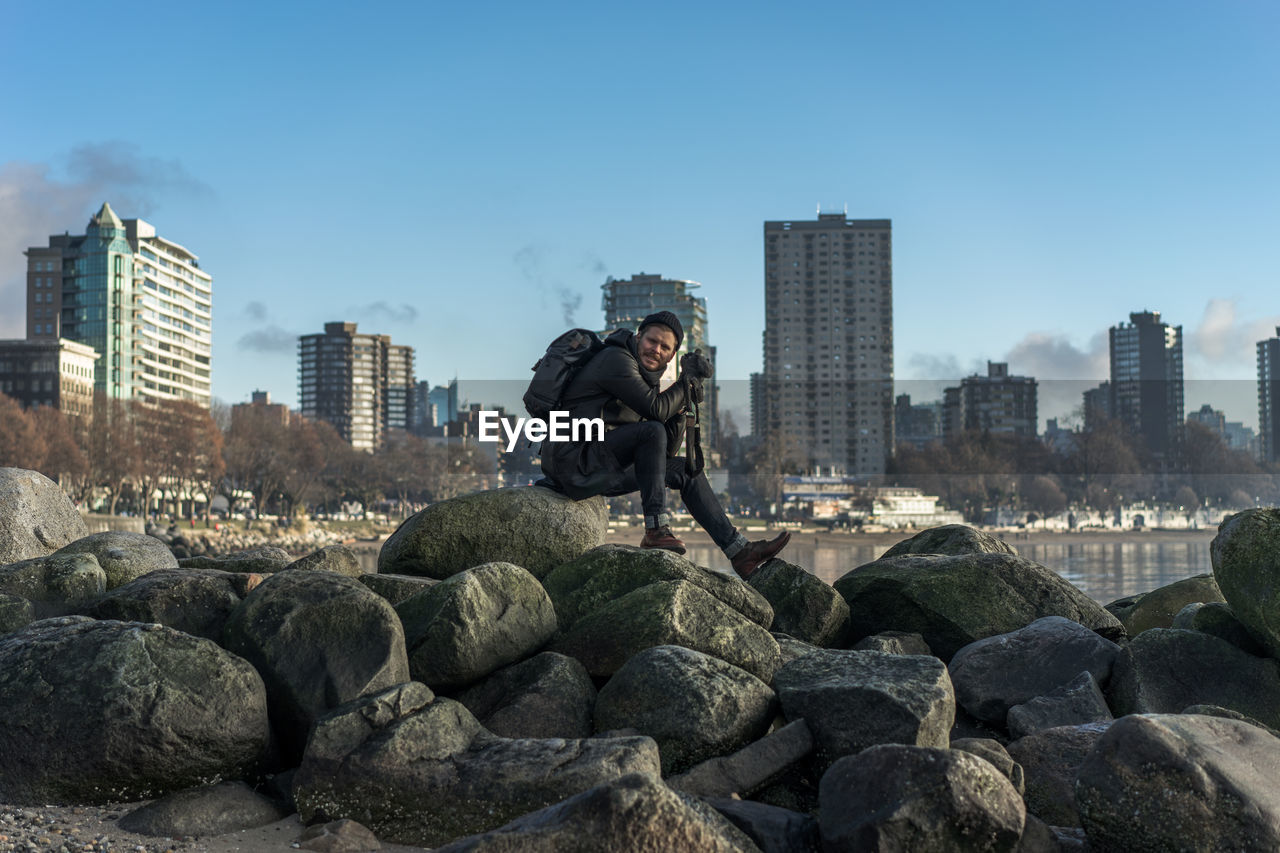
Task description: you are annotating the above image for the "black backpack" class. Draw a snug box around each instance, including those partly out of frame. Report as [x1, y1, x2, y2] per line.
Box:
[523, 328, 605, 419]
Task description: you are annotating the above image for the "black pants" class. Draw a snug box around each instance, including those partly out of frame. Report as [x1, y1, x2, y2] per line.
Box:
[602, 421, 736, 549]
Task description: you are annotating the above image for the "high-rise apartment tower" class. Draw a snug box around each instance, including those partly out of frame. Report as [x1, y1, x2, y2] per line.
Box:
[24, 202, 213, 405]
[298, 322, 415, 451]
[1259, 327, 1280, 464]
[759, 213, 893, 477]
[1109, 310, 1183, 459]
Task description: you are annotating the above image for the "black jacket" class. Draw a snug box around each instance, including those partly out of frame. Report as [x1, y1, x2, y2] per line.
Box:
[540, 329, 691, 499]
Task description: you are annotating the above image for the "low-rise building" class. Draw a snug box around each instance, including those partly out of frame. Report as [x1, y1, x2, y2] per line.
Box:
[0, 338, 99, 418]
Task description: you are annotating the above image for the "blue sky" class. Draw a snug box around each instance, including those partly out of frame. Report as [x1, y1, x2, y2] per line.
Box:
[2, 1, 1277, 430]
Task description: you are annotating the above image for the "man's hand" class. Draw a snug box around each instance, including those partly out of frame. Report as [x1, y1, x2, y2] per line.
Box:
[685, 374, 705, 405]
[680, 349, 712, 380]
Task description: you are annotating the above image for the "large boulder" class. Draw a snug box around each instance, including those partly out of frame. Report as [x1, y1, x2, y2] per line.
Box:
[431, 773, 760, 853]
[668, 720, 815, 799]
[395, 561, 557, 689]
[594, 645, 776, 774]
[704, 797, 819, 853]
[1211, 508, 1280, 658]
[949, 738, 1024, 796]
[880, 524, 1017, 559]
[377, 486, 607, 580]
[293, 683, 661, 848]
[1006, 671, 1113, 739]
[550, 579, 781, 682]
[358, 572, 438, 605]
[1106, 628, 1280, 729]
[117, 781, 287, 837]
[53, 531, 178, 589]
[1005, 723, 1111, 828]
[286, 544, 362, 577]
[543, 544, 773, 632]
[223, 570, 410, 762]
[180, 546, 293, 574]
[1076, 714, 1280, 852]
[833, 553, 1123, 661]
[0, 618, 269, 804]
[746, 558, 849, 647]
[453, 652, 597, 739]
[87, 568, 255, 641]
[1120, 573, 1225, 636]
[0, 468, 88, 564]
[1173, 601, 1266, 655]
[818, 744, 1025, 852]
[774, 649, 954, 773]
[948, 616, 1120, 725]
[0, 553, 106, 615]
[0, 593, 34, 634]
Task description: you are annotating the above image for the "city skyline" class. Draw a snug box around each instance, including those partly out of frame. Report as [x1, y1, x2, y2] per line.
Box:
[2, 3, 1278, 432]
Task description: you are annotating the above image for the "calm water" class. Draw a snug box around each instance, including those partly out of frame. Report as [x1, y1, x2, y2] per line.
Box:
[680, 538, 1213, 605]
[359, 537, 1213, 606]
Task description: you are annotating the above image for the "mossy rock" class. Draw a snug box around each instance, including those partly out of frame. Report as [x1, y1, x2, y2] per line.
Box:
[833, 552, 1121, 661]
[542, 544, 772, 633]
[378, 486, 607, 580]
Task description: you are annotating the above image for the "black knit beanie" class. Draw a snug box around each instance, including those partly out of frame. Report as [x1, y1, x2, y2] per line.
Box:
[638, 311, 684, 349]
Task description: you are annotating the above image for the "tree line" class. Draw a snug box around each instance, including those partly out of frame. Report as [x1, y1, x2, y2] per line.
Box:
[734, 414, 1278, 522]
[0, 392, 494, 521]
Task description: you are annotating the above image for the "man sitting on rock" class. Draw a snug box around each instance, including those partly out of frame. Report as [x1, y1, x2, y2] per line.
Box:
[538, 311, 790, 579]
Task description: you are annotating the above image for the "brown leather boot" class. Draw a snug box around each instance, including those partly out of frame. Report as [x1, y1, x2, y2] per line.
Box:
[640, 524, 686, 555]
[730, 531, 792, 580]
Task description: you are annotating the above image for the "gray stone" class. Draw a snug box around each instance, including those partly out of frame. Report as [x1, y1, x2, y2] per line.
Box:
[117, 781, 287, 837]
[395, 561, 557, 689]
[298, 818, 381, 853]
[87, 568, 252, 641]
[550, 579, 781, 682]
[53, 531, 178, 589]
[774, 649, 955, 773]
[852, 630, 933, 656]
[1102, 591, 1144, 626]
[0, 618, 269, 804]
[287, 544, 363, 577]
[223, 570, 409, 763]
[453, 652, 596, 739]
[377, 485, 607, 580]
[358, 571, 438, 605]
[834, 553, 1123, 661]
[1014, 815, 1062, 853]
[950, 738, 1024, 796]
[543, 544, 773, 632]
[949, 617, 1120, 725]
[1181, 704, 1280, 738]
[773, 633, 821, 666]
[1005, 723, 1112, 828]
[1107, 628, 1280, 729]
[746, 558, 848, 647]
[881, 524, 1017, 558]
[1077, 713, 1280, 852]
[180, 545, 293, 574]
[293, 685, 660, 848]
[1180, 600, 1267, 655]
[1121, 573, 1225, 636]
[1006, 671, 1113, 739]
[704, 797, 819, 853]
[0, 553, 106, 615]
[667, 719, 814, 798]
[594, 645, 776, 774]
[0, 593, 34, 634]
[1212, 507, 1280, 659]
[818, 744, 1025, 852]
[431, 773, 760, 853]
[0, 468, 88, 564]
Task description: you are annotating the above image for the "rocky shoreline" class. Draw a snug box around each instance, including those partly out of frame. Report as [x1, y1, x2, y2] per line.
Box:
[4, 465, 1280, 851]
